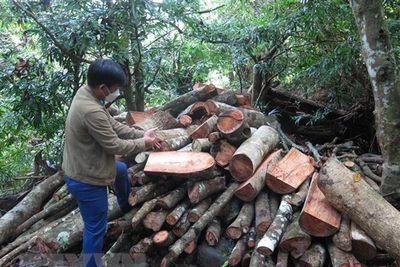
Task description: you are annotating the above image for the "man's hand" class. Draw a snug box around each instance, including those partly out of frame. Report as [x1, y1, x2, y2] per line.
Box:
[144, 128, 162, 150]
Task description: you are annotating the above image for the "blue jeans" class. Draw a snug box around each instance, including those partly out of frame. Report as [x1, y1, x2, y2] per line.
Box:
[64, 161, 131, 267]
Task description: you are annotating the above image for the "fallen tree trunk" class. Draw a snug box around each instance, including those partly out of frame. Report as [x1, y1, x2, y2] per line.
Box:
[318, 157, 400, 262]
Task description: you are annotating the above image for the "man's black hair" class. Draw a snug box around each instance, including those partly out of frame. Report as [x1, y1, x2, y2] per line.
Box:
[87, 59, 126, 88]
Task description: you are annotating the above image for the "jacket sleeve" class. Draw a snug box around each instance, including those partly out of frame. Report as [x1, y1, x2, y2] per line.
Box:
[110, 116, 145, 139]
[84, 110, 146, 155]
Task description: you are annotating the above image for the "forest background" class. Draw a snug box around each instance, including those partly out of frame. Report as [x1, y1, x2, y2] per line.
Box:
[0, 0, 399, 196]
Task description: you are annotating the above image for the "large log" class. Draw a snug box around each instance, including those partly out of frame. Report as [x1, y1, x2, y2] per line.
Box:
[131, 110, 182, 131]
[216, 109, 251, 145]
[0, 172, 65, 246]
[235, 149, 283, 202]
[256, 195, 293, 256]
[266, 147, 315, 194]
[299, 172, 341, 237]
[159, 84, 218, 117]
[318, 157, 400, 262]
[229, 126, 280, 181]
[144, 151, 222, 181]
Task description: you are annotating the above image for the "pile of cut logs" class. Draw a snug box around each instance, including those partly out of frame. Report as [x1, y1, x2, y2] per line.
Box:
[0, 83, 399, 267]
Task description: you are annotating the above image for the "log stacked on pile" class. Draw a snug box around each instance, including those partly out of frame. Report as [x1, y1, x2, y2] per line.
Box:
[0, 83, 398, 267]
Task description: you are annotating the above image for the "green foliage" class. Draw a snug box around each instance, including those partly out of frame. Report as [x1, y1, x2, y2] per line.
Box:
[0, 0, 399, 192]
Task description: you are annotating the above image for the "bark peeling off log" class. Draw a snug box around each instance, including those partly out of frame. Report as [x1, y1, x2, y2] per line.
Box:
[318, 157, 400, 262]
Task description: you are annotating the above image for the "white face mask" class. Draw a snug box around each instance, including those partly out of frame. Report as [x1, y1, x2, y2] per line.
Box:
[105, 89, 120, 102]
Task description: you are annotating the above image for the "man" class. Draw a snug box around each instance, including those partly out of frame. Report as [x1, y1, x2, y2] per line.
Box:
[62, 59, 160, 267]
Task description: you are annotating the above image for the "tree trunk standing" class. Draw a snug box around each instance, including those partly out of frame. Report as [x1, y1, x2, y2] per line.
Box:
[349, 0, 400, 198]
[122, 60, 136, 111]
[318, 157, 400, 262]
[129, 0, 147, 112]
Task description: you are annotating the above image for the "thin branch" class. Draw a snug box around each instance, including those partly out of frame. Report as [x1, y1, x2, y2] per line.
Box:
[143, 57, 162, 93]
[12, 0, 91, 64]
[197, 5, 225, 14]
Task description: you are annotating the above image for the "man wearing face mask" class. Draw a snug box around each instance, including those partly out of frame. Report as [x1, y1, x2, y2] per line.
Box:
[62, 58, 161, 267]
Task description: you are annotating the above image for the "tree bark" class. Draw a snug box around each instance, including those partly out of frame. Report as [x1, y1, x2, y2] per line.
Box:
[188, 176, 226, 204]
[298, 243, 327, 267]
[159, 84, 218, 117]
[172, 211, 191, 237]
[318, 157, 400, 262]
[254, 190, 272, 235]
[327, 241, 362, 267]
[228, 234, 248, 266]
[256, 195, 293, 256]
[0, 172, 65, 246]
[235, 149, 283, 202]
[132, 110, 182, 131]
[226, 202, 254, 239]
[229, 125, 279, 181]
[350, 221, 377, 261]
[188, 198, 212, 222]
[279, 212, 311, 259]
[156, 186, 187, 210]
[349, 0, 400, 198]
[165, 199, 190, 226]
[142, 209, 169, 231]
[131, 199, 158, 228]
[332, 214, 352, 252]
[168, 182, 240, 259]
[205, 218, 221, 246]
[190, 115, 218, 139]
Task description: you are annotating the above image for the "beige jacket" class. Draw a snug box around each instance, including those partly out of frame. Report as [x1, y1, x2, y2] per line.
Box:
[62, 85, 145, 186]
